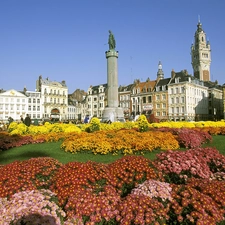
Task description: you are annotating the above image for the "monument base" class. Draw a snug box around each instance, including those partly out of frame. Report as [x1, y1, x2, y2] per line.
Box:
[102, 107, 125, 123]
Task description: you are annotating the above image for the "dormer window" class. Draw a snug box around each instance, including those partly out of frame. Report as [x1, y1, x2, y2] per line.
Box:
[175, 78, 180, 83]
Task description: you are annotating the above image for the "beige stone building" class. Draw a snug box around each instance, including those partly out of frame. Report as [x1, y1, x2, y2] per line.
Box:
[36, 75, 68, 121]
[86, 84, 107, 119]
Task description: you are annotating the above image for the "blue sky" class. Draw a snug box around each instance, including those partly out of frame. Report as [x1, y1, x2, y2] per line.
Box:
[1, 0, 225, 94]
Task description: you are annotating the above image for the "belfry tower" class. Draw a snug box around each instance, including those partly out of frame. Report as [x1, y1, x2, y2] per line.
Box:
[191, 19, 211, 81]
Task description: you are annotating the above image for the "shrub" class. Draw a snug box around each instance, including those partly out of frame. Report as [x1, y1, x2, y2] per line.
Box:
[136, 114, 149, 132]
[88, 117, 101, 132]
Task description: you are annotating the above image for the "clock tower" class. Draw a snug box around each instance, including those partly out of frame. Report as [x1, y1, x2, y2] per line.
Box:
[191, 19, 211, 81]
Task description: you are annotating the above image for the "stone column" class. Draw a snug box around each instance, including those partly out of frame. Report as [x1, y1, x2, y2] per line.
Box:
[102, 50, 125, 123]
[106, 49, 119, 108]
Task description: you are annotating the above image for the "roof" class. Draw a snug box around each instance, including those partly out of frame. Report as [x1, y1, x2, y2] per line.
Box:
[89, 83, 107, 93]
[41, 77, 67, 88]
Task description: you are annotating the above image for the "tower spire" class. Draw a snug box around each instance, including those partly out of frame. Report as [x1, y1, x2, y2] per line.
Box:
[191, 20, 211, 81]
[157, 61, 164, 80]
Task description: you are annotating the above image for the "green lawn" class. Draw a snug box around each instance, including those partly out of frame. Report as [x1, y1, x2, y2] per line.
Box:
[0, 135, 225, 165]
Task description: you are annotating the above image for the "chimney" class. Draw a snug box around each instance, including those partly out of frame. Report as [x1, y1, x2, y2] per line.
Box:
[171, 69, 176, 78]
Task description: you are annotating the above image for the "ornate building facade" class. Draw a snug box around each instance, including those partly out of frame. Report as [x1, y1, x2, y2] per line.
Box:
[36, 75, 68, 121]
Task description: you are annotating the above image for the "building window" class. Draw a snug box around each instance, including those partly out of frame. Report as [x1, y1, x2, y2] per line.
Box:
[181, 97, 184, 103]
[156, 104, 160, 109]
[176, 107, 179, 113]
[181, 106, 184, 113]
[28, 99, 31, 103]
[148, 96, 152, 103]
[156, 112, 160, 116]
[156, 95, 160, 100]
[176, 97, 179, 103]
[143, 97, 146, 103]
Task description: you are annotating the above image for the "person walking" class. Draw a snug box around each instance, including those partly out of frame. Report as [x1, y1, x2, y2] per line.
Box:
[24, 114, 31, 127]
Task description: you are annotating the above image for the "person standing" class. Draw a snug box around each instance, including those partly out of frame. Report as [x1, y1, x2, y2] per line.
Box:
[20, 115, 24, 123]
[24, 114, 31, 127]
[8, 117, 14, 124]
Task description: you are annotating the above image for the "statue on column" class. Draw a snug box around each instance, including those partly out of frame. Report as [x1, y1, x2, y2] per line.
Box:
[108, 30, 116, 50]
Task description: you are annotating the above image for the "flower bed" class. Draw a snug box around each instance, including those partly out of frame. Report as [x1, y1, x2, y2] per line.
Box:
[1, 119, 225, 224]
[0, 147, 225, 224]
[1, 127, 212, 154]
